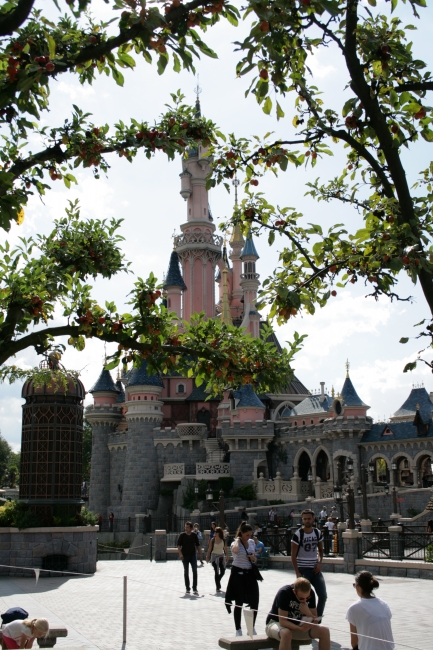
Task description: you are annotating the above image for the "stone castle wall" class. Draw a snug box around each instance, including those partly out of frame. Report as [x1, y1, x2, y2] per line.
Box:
[0, 526, 98, 576]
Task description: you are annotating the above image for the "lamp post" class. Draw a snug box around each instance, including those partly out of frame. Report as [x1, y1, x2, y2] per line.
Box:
[219, 489, 225, 528]
[206, 484, 213, 511]
[359, 463, 369, 520]
[307, 469, 313, 496]
[333, 484, 344, 522]
[194, 485, 199, 511]
[346, 486, 355, 529]
[391, 461, 398, 514]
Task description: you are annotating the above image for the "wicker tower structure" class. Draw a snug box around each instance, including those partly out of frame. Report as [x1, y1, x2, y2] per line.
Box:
[19, 369, 85, 521]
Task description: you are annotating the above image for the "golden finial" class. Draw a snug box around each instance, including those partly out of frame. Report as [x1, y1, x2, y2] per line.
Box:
[220, 266, 232, 326]
[331, 386, 335, 398]
[346, 358, 350, 378]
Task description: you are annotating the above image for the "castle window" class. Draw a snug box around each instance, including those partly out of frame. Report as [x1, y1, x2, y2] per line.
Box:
[294, 421, 298, 426]
[302, 420, 305, 425]
[168, 298, 171, 308]
[138, 396, 141, 400]
[177, 383, 186, 395]
[311, 419, 314, 424]
[151, 396, 153, 401]
[145, 396, 147, 400]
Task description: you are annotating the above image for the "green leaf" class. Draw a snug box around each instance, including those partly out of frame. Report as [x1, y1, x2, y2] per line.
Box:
[46, 33, 56, 60]
[111, 67, 124, 86]
[173, 52, 181, 73]
[276, 102, 285, 120]
[263, 96, 272, 115]
[399, 337, 409, 343]
[268, 230, 275, 245]
[403, 361, 417, 373]
[367, 0, 376, 6]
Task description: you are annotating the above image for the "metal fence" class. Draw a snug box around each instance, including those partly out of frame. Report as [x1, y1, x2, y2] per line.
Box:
[98, 518, 135, 533]
[359, 532, 433, 561]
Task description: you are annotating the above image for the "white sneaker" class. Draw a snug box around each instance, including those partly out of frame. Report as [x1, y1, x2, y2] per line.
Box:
[253, 628, 257, 635]
[236, 629, 242, 637]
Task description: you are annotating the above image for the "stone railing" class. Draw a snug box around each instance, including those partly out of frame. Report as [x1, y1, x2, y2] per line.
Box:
[254, 473, 333, 502]
[174, 232, 223, 248]
[196, 463, 230, 478]
[319, 482, 335, 499]
[161, 463, 185, 482]
[176, 423, 208, 439]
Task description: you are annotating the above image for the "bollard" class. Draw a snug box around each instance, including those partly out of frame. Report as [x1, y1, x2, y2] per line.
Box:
[333, 533, 338, 554]
[123, 575, 127, 643]
[150, 537, 153, 562]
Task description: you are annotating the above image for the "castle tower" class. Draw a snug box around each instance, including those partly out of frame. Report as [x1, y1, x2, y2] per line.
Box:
[87, 368, 123, 517]
[229, 178, 245, 325]
[174, 99, 222, 320]
[121, 360, 164, 518]
[240, 232, 261, 337]
[163, 249, 187, 318]
[20, 368, 85, 522]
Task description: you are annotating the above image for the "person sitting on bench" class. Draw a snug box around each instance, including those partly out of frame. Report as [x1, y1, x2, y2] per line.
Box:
[265, 577, 330, 650]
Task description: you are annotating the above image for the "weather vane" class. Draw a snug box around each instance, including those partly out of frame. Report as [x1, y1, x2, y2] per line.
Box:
[194, 75, 202, 102]
[345, 358, 350, 378]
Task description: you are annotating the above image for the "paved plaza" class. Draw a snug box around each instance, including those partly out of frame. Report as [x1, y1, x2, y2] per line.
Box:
[0, 560, 429, 650]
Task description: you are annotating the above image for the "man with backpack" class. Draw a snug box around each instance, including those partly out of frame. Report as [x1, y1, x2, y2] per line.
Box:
[291, 509, 327, 617]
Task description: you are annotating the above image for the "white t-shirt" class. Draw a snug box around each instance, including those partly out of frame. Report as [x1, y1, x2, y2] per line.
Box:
[325, 521, 335, 532]
[291, 528, 323, 568]
[346, 597, 394, 650]
[2, 620, 33, 642]
[231, 538, 256, 569]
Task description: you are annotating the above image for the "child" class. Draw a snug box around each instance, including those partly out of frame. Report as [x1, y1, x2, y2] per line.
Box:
[1, 618, 49, 649]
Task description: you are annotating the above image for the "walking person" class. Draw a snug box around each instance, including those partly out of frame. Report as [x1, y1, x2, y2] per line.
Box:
[225, 522, 262, 637]
[210, 521, 216, 540]
[1, 618, 49, 649]
[177, 521, 202, 595]
[193, 522, 204, 566]
[206, 526, 229, 592]
[266, 577, 330, 650]
[268, 507, 276, 525]
[346, 571, 394, 650]
[108, 511, 114, 532]
[291, 509, 327, 617]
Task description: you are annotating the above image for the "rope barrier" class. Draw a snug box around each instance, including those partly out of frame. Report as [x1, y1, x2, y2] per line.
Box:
[0, 562, 422, 649]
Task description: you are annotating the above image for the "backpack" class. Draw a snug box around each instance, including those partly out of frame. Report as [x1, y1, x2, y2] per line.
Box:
[294, 527, 321, 557]
[1, 607, 29, 624]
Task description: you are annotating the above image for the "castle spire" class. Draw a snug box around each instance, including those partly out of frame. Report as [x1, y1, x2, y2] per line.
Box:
[220, 264, 232, 326]
[346, 358, 350, 378]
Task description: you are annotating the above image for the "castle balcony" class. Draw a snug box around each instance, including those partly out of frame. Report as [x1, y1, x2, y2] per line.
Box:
[176, 423, 208, 440]
[161, 461, 231, 482]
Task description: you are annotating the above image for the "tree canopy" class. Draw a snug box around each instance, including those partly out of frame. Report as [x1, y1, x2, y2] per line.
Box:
[208, 0, 433, 372]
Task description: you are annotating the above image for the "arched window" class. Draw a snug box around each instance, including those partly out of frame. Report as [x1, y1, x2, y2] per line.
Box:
[177, 383, 186, 394]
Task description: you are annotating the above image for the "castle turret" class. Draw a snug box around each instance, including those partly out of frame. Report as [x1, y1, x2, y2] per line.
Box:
[240, 232, 260, 337]
[174, 98, 222, 320]
[87, 367, 123, 517]
[229, 178, 245, 325]
[163, 249, 187, 318]
[339, 360, 369, 417]
[121, 360, 164, 518]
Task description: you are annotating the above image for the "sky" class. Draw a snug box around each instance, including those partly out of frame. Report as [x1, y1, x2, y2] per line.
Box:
[1, 0, 433, 450]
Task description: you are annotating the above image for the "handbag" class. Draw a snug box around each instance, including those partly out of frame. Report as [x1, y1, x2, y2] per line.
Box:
[241, 540, 263, 582]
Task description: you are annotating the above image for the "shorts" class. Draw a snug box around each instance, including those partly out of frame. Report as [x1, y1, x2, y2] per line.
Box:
[265, 620, 312, 641]
[2, 636, 20, 649]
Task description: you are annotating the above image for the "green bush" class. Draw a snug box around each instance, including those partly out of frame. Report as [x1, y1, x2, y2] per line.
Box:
[0, 501, 42, 528]
[426, 543, 433, 563]
[232, 484, 257, 501]
[218, 477, 234, 494]
[79, 506, 98, 526]
[269, 499, 285, 505]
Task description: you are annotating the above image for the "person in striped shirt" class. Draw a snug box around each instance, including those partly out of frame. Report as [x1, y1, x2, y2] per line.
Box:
[291, 509, 327, 617]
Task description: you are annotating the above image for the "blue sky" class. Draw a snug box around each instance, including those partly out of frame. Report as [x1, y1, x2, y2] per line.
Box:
[1, 0, 433, 450]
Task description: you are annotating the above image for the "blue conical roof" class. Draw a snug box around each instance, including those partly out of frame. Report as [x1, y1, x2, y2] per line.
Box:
[393, 387, 432, 423]
[115, 379, 125, 403]
[127, 359, 164, 388]
[163, 251, 187, 290]
[89, 368, 120, 394]
[241, 232, 259, 259]
[341, 376, 367, 407]
[232, 384, 265, 408]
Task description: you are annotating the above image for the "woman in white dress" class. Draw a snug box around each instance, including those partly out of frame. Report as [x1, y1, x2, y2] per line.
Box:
[346, 571, 394, 650]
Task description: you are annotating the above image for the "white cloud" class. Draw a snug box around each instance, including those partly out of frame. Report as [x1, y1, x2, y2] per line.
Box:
[307, 55, 337, 79]
[56, 81, 96, 102]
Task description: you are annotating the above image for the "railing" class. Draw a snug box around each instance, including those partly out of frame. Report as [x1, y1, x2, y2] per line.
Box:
[359, 532, 433, 561]
[176, 423, 207, 438]
[196, 462, 230, 477]
[261, 530, 292, 556]
[136, 512, 245, 534]
[322, 528, 344, 557]
[98, 518, 134, 533]
[163, 463, 185, 478]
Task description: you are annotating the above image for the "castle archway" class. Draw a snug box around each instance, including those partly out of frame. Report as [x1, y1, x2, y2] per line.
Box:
[297, 450, 312, 481]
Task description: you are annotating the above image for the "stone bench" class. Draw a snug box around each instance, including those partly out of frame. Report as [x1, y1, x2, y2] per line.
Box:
[0, 626, 68, 648]
[218, 635, 311, 649]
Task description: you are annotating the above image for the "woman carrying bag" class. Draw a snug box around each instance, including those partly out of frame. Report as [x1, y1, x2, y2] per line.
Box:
[225, 521, 263, 637]
[206, 526, 229, 592]
[346, 571, 394, 650]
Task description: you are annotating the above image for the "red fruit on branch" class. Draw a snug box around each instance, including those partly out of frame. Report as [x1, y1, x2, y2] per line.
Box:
[45, 62, 55, 72]
[329, 265, 337, 273]
[259, 21, 269, 32]
[391, 124, 399, 134]
[331, 290, 337, 296]
[259, 69, 269, 80]
[414, 108, 426, 120]
[383, 255, 390, 262]
[250, 179, 259, 186]
[402, 256, 410, 265]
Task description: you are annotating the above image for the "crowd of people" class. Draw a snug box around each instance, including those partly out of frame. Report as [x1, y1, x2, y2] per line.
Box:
[176, 509, 395, 650]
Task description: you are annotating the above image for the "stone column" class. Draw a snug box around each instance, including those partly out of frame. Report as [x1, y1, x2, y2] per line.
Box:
[360, 519, 372, 533]
[314, 478, 322, 500]
[291, 472, 302, 500]
[257, 473, 265, 497]
[388, 525, 403, 560]
[342, 529, 361, 574]
[274, 472, 282, 497]
[155, 529, 167, 561]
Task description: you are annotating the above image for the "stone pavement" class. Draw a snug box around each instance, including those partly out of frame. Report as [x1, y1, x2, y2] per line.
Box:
[0, 560, 428, 650]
